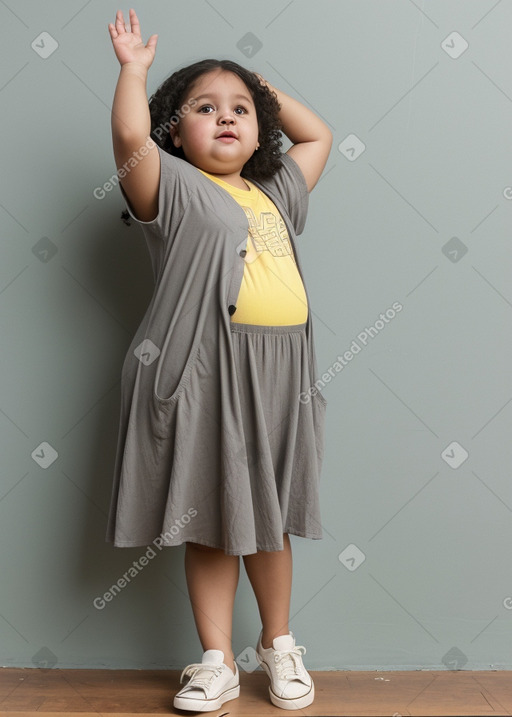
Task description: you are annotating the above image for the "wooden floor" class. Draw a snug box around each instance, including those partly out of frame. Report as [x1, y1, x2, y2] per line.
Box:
[0, 668, 511, 716]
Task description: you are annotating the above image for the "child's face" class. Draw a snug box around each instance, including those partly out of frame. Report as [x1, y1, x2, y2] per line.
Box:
[170, 69, 260, 175]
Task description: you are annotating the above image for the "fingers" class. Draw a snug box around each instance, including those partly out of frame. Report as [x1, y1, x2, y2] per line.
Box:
[146, 33, 158, 51]
[108, 8, 153, 50]
[129, 8, 141, 36]
[115, 9, 126, 34]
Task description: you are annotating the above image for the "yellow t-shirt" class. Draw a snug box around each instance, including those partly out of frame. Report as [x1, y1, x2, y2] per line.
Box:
[198, 170, 309, 325]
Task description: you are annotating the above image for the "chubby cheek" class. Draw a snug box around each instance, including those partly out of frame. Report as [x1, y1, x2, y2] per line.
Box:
[243, 120, 259, 146]
[186, 125, 207, 149]
[191, 122, 220, 154]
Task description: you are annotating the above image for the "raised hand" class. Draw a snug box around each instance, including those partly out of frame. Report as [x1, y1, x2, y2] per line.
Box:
[108, 8, 157, 69]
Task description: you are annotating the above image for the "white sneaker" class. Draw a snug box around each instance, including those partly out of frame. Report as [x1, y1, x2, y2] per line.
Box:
[256, 631, 314, 710]
[173, 649, 240, 712]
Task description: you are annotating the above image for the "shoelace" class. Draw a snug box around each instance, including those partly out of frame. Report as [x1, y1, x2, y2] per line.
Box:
[179, 661, 225, 690]
[272, 645, 307, 680]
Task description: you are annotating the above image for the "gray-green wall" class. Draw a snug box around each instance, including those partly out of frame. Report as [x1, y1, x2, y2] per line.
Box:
[1, 0, 511, 671]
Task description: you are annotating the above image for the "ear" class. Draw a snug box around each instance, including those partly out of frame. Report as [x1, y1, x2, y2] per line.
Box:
[170, 124, 181, 148]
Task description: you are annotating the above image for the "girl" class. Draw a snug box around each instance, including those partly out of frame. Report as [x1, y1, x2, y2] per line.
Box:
[106, 8, 332, 713]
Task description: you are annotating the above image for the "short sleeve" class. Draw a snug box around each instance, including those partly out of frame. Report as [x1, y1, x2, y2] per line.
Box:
[254, 152, 309, 236]
[118, 145, 192, 241]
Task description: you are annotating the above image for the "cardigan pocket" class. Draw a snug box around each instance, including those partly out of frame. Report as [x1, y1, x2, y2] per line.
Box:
[314, 389, 328, 408]
[152, 329, 202, 404]
[311, 388, 327, 470]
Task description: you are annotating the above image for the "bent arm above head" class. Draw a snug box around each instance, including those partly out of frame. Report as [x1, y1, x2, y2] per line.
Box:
[108, 9, 160, 222]
[256, 74, 333, 193]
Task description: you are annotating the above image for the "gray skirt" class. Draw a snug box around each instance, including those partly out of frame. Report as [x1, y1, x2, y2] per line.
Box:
[227, 321, 325, 552]
[106, 320, 326, 556]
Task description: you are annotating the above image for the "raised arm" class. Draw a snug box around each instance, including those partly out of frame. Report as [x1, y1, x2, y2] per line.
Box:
[256, 75, 332, 193]
[108, 8, 160, 222]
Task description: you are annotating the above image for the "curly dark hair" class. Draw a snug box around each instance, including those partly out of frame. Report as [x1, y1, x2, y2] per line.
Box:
[148, 58, 283, 181]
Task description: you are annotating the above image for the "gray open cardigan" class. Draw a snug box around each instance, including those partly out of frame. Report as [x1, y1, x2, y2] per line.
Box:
[106, 145, 327, 552]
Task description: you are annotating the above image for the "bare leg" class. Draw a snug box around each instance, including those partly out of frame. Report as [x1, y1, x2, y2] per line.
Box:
[184, 542, 239, 672]
[242, 533, 292, 649]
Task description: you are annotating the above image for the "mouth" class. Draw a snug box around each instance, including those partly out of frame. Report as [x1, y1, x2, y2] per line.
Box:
[216, 131, 238, 141]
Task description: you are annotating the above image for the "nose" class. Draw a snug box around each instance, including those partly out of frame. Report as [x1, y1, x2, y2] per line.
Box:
[219, 108, 236, 125]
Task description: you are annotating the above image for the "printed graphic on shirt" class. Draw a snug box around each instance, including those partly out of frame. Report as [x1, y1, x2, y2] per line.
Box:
[241, 206, 295, 263]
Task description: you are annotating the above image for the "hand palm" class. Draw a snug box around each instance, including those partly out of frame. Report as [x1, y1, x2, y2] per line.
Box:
[114, 32, 152, 65]
[108, 9, 157, 69]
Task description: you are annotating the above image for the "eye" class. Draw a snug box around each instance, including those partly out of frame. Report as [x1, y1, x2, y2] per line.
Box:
[235, 106, 247, 114]
[198, 105, 214, 113]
